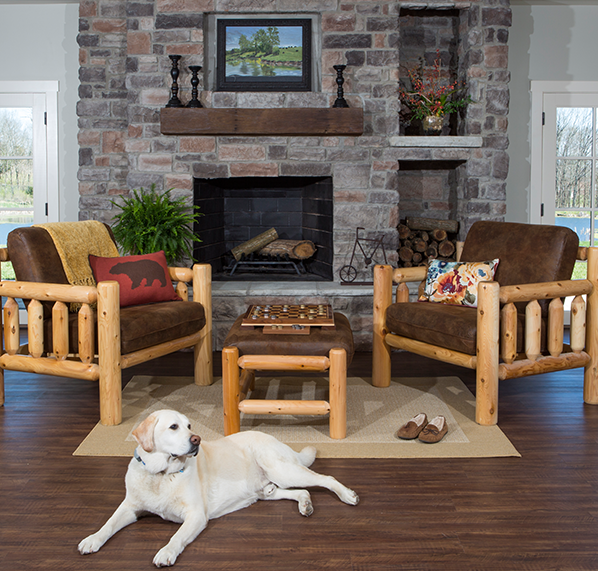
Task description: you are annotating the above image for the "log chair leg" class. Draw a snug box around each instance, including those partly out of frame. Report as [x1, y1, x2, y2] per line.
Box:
[329, 348, 347, 439]
[222, 346, 241, 435]
[239, 368, 256, 401]
[372, 265, 393, 388]
[475, 281, 500, 425]
[97, 281, 122, 426]
[194, 336, 213, 387]
[584, 247, 598, 403]
[193, 264, 213, 387]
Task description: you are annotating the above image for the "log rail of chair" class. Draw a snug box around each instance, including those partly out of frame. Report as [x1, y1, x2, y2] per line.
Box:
[497, 277, 593, 380]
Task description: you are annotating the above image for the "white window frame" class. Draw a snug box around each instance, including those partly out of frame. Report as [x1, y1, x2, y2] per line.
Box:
[0, 80, 59, 223]
[530, 80, 598, 225]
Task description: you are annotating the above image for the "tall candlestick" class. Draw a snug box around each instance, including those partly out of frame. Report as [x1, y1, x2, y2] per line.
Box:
[187, 66, 203, 108]
[332, 65, 349, 108]
[166, 55, 183, 108]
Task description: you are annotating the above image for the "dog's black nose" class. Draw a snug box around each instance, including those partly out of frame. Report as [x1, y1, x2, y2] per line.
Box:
[190, 434, 201, 446]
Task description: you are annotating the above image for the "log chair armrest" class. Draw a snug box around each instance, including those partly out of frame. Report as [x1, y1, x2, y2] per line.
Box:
[0, 280, 98, 305]
[499, 279, 593, 305]
[392, 266, 427, 304]
[392, 266, 428, 284]
[168, 266, 193, 300]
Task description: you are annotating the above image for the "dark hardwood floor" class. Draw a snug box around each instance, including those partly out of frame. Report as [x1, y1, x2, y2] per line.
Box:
[2, 348, 598, 571]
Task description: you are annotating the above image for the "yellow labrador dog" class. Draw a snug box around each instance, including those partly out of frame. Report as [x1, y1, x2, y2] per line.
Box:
[78, 409, 359, 567]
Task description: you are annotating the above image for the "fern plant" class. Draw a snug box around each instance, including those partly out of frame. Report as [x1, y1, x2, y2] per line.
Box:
[110, 185, 203, 266]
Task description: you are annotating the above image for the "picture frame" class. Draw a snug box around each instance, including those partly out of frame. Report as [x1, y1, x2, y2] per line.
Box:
[216, 18, 312, 92]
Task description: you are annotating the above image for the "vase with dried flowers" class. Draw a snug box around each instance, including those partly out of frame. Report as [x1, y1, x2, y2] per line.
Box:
[399, 53, 472, 136]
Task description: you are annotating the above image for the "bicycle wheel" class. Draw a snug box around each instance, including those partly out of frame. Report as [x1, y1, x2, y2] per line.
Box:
[339, 265, 357, 283]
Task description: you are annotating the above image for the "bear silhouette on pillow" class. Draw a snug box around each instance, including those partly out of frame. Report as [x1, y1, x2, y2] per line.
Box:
[109, 259, 167, 289]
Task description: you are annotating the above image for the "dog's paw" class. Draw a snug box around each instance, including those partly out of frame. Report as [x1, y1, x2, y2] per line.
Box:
[341, 488, 360, 506]
[78, 534, 103, 555]
[153, 546, 179, 567]
[298, 492, 314, 517]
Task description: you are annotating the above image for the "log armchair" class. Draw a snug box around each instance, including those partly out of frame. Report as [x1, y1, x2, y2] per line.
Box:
[0, 224, 213, 426]
[373, 221, 598, 425]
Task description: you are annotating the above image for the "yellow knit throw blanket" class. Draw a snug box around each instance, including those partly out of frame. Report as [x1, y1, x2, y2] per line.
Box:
[34, 221, 119, 287]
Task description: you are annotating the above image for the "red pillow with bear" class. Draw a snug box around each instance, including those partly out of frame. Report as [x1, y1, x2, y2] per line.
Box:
[89, 250, 181, 307]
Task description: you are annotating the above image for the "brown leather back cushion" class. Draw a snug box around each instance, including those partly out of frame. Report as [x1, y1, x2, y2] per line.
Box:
[460, 221, 579, 287]
[7, 224, 117, 285]
[8, 226, 71, 284]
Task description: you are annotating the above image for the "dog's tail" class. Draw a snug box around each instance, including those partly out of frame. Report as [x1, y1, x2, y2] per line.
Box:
[297, 446, 317, 467]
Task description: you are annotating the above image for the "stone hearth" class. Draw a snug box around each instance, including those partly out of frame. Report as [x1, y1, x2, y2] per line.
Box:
[76, 0, 511, 349]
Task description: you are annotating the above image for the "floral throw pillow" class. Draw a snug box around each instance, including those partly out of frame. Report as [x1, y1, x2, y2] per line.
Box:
[419, 258, 500, 308]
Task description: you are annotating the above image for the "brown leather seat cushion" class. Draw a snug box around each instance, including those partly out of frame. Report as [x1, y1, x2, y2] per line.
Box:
[386, 222, 576, 355]
[386, 302, 542, 356]
[7, 225, 206, 355]
[387, 302, 478, 355]
[43, 301, 206, 355]
[224, 312, 354, 365]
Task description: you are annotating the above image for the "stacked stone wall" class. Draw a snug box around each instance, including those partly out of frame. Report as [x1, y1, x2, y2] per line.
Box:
[77, 0, 511, 278]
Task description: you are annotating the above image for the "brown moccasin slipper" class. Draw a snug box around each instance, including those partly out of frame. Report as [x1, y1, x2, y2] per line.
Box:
[418, 415, 448, 443]
[397, 413, 428, 440]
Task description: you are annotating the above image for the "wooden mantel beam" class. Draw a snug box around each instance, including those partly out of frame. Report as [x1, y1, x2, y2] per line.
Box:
[160, 107, 364, 137]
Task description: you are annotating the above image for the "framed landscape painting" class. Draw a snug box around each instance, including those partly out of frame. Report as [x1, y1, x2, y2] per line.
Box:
[216, 18, 312, 92]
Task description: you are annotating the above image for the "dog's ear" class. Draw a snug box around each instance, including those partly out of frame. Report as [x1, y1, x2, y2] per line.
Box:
[132, 412, 159, 452]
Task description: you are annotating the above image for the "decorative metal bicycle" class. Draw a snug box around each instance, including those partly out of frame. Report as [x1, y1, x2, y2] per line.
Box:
[339, 227, 388, 283]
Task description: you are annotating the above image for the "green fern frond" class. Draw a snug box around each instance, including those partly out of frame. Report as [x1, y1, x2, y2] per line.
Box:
[110, 184, 203, 266]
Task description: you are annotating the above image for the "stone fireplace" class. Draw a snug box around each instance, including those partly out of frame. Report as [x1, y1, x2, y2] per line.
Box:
[76, 0, 511, 348]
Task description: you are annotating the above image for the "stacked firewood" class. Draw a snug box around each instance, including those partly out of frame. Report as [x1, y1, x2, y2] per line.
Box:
[397, 217, 459, 268]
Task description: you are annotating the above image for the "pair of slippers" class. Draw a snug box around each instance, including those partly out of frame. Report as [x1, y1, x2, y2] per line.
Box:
[397, 413, 448, 443]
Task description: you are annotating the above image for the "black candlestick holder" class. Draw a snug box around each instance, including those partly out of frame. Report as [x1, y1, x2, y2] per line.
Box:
[166, 55, 183, 108]
[332, 65, 349, 108]
[187, 65, 203, 108]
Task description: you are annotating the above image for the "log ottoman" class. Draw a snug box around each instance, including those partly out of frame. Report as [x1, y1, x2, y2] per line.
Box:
[221, 311, 354, 439]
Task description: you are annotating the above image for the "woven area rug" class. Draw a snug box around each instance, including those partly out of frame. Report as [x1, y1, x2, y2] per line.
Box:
[74, 375, 519, 459]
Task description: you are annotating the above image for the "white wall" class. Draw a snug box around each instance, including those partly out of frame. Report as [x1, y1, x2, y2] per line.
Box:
[0, 3, 80, 222]
[507, 4, 598, 223]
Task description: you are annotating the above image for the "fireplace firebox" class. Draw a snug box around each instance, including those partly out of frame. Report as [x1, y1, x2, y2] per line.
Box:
[193, 176, 333, 281]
